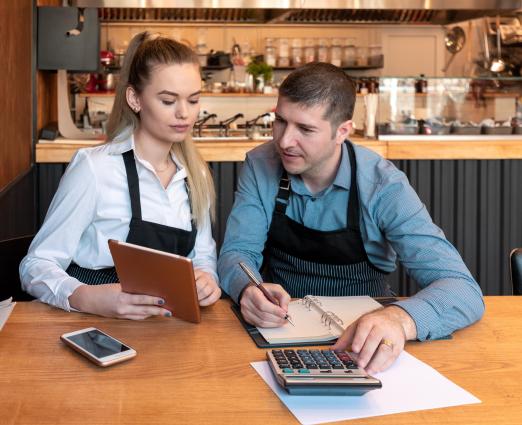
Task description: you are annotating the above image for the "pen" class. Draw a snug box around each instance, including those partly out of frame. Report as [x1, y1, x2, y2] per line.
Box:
[239, 262, 295, 326]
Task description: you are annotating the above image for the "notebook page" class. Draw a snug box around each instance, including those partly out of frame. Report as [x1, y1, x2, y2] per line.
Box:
[257, 300, 336, 344]
[316, 296, 383, 337]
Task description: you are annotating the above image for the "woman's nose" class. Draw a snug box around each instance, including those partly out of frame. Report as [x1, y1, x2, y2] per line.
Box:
[175, 102, 188, 119]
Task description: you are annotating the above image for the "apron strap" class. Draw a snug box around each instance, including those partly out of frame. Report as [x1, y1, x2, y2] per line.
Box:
[346, 142, 360, 231]
[122, 150, 142, 220]
[274, 170, 291, 214]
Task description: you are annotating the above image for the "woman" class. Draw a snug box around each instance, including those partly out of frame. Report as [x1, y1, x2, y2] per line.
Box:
[20, 32, 221, 319]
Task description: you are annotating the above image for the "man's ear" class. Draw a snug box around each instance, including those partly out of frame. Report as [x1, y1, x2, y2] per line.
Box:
[335, 119, 353, 144]
[126, 86, 141, 113]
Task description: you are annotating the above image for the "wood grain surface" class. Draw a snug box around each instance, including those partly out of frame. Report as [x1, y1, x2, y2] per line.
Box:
[1, 297, 521, 424]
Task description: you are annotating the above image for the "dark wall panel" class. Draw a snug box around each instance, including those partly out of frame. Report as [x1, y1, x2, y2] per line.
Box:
[0, 167, 37, 241]
[37, 159, 522, 296]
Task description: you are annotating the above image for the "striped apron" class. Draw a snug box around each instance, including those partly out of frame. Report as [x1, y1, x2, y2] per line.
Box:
[263, 141, 391, 298]
[66, 149, 197, 285]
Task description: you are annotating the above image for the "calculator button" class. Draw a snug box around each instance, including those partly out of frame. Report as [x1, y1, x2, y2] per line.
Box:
[278, 364, 290, 369]
[298, 369, 311, 374]
[332, 365, 345, 369]
[305, 364, 318, 369]
[319, 365, 331, 369]
[282, 368, 294, 374]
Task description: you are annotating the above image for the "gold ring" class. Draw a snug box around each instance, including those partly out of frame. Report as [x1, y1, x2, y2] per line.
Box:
[381, 338, 394, 350]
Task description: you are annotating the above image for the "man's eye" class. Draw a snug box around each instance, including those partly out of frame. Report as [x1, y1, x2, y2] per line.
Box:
[300, 127, 312, 133]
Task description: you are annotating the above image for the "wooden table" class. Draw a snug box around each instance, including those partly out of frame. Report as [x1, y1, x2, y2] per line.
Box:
[1, 297, 521, 424]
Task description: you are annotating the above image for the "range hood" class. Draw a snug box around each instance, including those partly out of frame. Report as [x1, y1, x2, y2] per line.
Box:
[71, 1, 522, 24]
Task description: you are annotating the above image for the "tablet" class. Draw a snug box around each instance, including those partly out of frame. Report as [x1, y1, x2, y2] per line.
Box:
[108, 239, 200, 323]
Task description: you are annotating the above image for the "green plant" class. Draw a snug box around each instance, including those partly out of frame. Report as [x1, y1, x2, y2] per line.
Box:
[246, 61, 273, 83]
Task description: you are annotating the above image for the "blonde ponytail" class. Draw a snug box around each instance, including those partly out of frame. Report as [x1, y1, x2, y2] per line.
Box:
[106, 32, 148, 141]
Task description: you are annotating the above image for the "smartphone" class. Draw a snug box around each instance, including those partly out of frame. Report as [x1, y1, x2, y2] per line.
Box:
[61, 327, 136, 367]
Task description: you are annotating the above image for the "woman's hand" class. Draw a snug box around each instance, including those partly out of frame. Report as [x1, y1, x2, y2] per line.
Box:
[194, 269, 221, 306]
[68, 283, 171, 320]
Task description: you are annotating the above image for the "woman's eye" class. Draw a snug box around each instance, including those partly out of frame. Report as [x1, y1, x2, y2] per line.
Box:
[161, 100, 174, 105]
[189, 99, 200, 105]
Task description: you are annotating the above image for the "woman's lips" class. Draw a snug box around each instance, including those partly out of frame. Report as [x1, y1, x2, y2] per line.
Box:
[170, 125, 189, 132]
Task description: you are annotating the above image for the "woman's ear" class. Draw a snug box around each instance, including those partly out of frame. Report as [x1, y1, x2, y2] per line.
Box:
[335, 119, 353, 144]
[126, 86, 141, 113]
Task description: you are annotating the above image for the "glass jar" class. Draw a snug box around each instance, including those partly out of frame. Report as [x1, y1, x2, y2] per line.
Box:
[291, 38, 303, 67]
[265, 38, 276, 67]
[304, 38, 315, 63]
[343, 44, 356, 67]
[277, 38, 290, 67]
[368, 45, 383, 67]
[317, 38, 329, 63]
[330, 38, 342, 67]
[356, 46, 368, 67]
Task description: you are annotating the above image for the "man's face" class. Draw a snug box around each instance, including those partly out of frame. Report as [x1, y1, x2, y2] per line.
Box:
[273, 96, 348, 183]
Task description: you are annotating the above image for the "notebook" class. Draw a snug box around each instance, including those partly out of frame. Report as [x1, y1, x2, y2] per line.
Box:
[257, 295, 382, 345]
[108, 239, 200, 324]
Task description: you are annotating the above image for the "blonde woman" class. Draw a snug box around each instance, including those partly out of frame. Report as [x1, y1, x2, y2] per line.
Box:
[21, 32, 221, 318]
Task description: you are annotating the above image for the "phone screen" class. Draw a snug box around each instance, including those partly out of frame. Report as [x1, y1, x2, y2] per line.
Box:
[68, 329, 131, 358]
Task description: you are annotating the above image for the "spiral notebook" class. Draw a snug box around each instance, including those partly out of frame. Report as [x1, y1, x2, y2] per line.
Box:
[257, 296, 382, 345]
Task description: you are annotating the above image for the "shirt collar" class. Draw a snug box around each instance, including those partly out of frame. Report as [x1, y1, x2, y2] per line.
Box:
[107, 129, 187, 180]
[289, 142, 351, 196]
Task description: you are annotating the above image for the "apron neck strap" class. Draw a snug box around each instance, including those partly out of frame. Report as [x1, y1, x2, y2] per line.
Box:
[122, 150, 142, 220]
[346, 141, 360, 230]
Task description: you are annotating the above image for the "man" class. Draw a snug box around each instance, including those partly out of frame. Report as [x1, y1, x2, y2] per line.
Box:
[218, 63, 484, 374]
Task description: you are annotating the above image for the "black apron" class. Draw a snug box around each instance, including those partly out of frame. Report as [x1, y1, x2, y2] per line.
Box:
[67, 150, 197, 284]
[263, 142, 391, 298]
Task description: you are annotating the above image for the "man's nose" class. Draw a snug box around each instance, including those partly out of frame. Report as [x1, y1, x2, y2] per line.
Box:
[277, 125, 297, 149]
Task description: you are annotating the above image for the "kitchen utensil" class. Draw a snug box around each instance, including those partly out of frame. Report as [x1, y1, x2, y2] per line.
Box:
[442, 26, 466, 72]
[490, 15, 506, 73]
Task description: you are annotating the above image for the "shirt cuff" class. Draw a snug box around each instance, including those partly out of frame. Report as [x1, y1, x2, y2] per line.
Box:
[228, 276, 252, 304]
[391, 298, 439, 341]
[55, 278, 85, 312]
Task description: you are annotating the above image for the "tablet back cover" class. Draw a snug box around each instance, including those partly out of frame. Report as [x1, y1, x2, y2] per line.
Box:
[109, 240, 201, 323]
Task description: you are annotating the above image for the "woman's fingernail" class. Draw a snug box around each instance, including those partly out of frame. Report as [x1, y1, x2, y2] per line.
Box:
[158, 299, 164, 305]
[164, 311, 172, 317]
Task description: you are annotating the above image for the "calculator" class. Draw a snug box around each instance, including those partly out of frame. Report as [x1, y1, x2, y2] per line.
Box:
[267, 349, 382, 395]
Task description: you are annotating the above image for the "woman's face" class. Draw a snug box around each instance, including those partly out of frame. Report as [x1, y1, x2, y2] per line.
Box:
[131, 62, 201, 144]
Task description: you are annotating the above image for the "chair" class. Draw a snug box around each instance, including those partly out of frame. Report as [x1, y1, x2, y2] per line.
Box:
[0, 235, 35, 301]
[510, 248, 522, 295]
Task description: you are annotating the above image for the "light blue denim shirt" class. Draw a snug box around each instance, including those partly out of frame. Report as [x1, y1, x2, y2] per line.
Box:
[218, 141, 485, 341]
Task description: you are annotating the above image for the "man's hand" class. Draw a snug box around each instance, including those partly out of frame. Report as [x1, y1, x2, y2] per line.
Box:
[240, 283, 291, 328]
[332, 306, 417, 374]
[69, 283, 171, 320]
[194, 269, 221, 307]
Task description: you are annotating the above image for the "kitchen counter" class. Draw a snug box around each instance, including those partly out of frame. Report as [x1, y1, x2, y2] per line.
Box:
[36, 136, 522, 163]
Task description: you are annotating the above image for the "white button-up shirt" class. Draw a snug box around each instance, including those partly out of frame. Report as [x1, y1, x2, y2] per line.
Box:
[20, 134, 217, 311]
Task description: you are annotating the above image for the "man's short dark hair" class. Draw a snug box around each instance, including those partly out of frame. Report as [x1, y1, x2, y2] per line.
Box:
[278, 62, 357, 129]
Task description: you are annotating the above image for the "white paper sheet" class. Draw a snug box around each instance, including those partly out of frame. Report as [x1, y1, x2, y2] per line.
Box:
[0, 298, 16, 331]
[251, 351, 480, 425]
